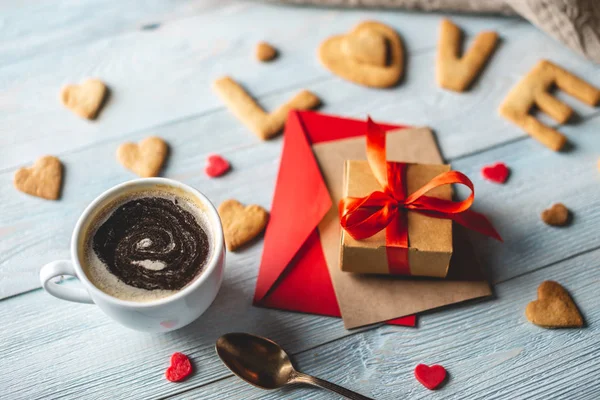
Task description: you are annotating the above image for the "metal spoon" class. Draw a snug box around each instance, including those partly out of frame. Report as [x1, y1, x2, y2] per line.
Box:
[216, 332, 373, 400]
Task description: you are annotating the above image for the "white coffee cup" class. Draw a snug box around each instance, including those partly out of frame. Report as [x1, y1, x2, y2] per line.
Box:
[39, 178, 225, 333]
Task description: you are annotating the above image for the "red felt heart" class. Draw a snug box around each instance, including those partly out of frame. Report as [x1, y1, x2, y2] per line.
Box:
[165, 352, 192, 382]
[205, 154, 230, 178]
[414, 364, 447, 390]
[481, 162, 509, 184]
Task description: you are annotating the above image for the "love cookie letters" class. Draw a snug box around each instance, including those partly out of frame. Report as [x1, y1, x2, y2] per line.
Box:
[212, 76, 320, 140]
[319, 21, 404, 88]
[436, 19, 498, 92]
[499, 60, 600, 151]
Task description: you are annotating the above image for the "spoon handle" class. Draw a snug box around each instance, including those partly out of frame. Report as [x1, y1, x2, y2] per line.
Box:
[292, 372, 374, 400]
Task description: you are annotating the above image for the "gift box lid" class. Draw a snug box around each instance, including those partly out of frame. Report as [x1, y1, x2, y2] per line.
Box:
[341, 160, 453, 256]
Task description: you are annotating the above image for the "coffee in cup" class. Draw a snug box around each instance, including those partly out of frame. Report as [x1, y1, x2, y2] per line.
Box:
[80, 185, 213, 302]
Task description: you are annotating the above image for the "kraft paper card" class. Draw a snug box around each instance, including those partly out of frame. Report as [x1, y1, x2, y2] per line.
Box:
[313, 127, 492, 329]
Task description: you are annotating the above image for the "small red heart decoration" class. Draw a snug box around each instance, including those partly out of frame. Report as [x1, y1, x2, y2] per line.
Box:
[160, 320, 178, 329]
[205, 154, 230, 178]
[165, 352, 192, 382]
[414, 363, 447, 390]
[481, 162, 509, 184]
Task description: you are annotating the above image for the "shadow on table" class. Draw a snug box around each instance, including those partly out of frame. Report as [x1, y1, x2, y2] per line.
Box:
[165, 268, 308, 358]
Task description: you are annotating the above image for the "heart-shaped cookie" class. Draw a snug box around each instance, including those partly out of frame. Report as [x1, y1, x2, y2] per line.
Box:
[117, 136, 168, 177]
[319, 21, 403, 88]
[481, 162, 509, 183]
[414, 364, 447, 390]
[218, 199, 269, 251]
[341, 30, 387, 67]
[60, 78, 107, 120]
[165, 352, 192, 382]
[14, 156, 63, 200]
[541, 203, 570, 226]
[205, 154, 230, 178]
[526, 281, 583, 328]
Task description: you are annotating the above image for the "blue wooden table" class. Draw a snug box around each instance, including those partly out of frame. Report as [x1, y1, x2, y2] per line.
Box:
[1, 1, 599, 399]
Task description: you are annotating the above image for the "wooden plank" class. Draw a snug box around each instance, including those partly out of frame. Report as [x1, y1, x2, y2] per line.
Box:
[2, 237, 597, 400]
[2, 14, 598, 173]
[0, 74, 406, 297]
[0, 0, 236, 62]
[0, 245, 367, 400]
[1, 82, 599, 299]
[451, 114, 600, 284]
[0, 2, 514, 64]
[0, 89, 289, 299]
[171, 247, 600, 399]
[2, 5, 599, 400]
[0, 9, 519, 171]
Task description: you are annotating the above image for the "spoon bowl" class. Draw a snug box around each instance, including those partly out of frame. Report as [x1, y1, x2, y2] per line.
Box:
[216, 332, 373, 400]
[215, 332, 294, 389]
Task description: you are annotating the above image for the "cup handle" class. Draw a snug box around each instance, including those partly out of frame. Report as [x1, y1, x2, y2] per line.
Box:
[40, 260, 94, 304]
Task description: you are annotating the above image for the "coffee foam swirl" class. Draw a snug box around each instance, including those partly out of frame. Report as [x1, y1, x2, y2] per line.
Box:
[91, 195, 210, 293]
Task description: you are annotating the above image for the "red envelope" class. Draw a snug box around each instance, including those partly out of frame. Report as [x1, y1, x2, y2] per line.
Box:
[253, 111, 416, 327]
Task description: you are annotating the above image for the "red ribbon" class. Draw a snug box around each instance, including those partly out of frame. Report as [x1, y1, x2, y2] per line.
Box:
[339, 118, 502, 275]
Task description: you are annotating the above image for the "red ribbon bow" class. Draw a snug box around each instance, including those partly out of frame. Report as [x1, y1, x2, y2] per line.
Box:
[339, 118, 501, 274]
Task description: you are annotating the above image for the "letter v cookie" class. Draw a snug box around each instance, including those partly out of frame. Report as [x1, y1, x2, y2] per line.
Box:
[499, 60, 600, 151]
[436, 19, 498, 92]
[212, 76, 320, 140]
